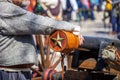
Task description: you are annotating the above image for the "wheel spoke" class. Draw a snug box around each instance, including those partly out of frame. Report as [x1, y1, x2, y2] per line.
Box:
[67, 54, 73, 70]
[51, 53, 66, 69]
[31, 67, 42, 76]
[39, 35, 45, 68]
[45, 35, 50, 67]
[50, 57, 63, 69]
[49, 52, 56, 67]
[38, 60, 44, 71]
[61, 58, 64, 80]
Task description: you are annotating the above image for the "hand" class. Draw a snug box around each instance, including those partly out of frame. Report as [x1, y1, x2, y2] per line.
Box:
[73, 26, 84, 45]
[78, 34, 84, 45]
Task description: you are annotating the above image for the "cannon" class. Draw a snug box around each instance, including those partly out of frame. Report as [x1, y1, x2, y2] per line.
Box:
[31, 31, 120, 80]
[71, 36, 120, 80]
[81, 36, 120, 50]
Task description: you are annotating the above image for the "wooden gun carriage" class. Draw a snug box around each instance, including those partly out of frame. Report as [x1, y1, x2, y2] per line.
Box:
[32, 31, 120, 80]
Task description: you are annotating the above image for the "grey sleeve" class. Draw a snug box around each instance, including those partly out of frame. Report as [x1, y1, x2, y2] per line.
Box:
[0, 11, 77, 35]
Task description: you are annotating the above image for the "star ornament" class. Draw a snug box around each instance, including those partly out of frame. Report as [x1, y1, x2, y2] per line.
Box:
[51, 32, 64, 48]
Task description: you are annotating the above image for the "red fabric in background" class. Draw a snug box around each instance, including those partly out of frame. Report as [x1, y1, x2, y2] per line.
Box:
[27, 0, 37, 12]
[88, 0, 91, 9]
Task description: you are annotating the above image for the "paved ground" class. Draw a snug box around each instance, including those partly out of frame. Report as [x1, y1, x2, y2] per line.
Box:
[71, 11, 119, 40]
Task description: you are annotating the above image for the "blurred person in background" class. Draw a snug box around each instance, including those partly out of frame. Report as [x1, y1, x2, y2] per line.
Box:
[76, 0, 83, 21]
[80, 0, 89, 20]
[37, 0, 63, 20]
[103, 0, 112, 25]
[109, 2, 120, 35]
[116, 2, 120, 34]
[101, 0, 112, 28]
[110, 4, 118, 35]
[61, 0, 78, 21]
[116, 2, 120, 39]
[89, 0, 96, 20]
[101, 0, 106, 11]
[101, 0, 107, 27]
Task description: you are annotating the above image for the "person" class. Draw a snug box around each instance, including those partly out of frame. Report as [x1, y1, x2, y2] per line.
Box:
[110, 3, 120, 35]
[105, 0, 112, 11]
[110, 4, 118, 35]
[38, 0, 63, 20]
[89, 0, 96, 20]
[117, 3, 120, 34]
[80, 0, 89, 20]
[101, 0, 106, 11]
[61, 0, 78, 21]
[103, 0, 112, 23]
[0, 0, 83, 80]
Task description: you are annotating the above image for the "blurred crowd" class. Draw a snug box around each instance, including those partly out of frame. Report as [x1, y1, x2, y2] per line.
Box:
[101, 0, 120, 35]
[26, 0, 100, 21]
[26, 0, 120, 35]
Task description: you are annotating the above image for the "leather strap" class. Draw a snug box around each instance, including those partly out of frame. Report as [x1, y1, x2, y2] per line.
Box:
[0, 64, 33, 68]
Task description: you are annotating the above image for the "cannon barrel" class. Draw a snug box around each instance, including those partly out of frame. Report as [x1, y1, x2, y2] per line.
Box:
[80, 36, 120, 50]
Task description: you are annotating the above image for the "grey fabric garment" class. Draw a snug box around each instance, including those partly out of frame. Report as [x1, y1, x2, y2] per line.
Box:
[7, 0, 12, 2]
[0, 2, 78, 66]
[0, 0, 12, 2]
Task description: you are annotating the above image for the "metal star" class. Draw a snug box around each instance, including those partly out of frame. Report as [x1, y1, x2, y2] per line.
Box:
[51, 32, 64, 48]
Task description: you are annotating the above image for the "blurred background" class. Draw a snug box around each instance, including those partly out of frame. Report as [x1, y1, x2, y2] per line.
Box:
[28, 0, 120, 40]
[33, 0, 120, 40]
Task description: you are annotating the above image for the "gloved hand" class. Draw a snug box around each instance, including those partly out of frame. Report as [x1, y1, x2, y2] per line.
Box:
[73, 26, 84, 45]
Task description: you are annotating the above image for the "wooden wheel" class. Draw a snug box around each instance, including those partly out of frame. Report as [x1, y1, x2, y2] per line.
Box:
[32, 35, 64, 79]
[31, 30, 80, 80]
